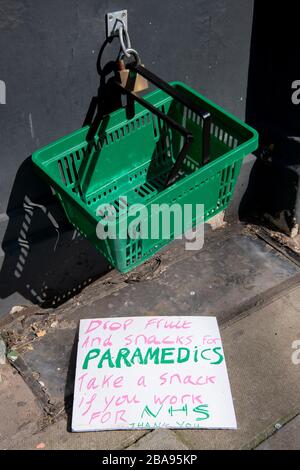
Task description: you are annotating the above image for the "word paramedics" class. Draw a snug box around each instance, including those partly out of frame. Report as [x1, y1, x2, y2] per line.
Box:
[82, 346, 224, 369]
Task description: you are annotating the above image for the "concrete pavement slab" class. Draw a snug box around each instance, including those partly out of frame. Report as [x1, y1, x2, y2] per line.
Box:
[128, 430, 189, 450]
[174, 286, 300, 449]
[1, 224, 300, 450]
[3, 283, 300, 450]
[256, 415, 300, 450]
[5, 417, 148, 450]
[0, 363, 43, 449]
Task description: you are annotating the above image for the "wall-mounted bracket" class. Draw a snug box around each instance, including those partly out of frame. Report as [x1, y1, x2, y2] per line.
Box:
[106, 10, 128, 39]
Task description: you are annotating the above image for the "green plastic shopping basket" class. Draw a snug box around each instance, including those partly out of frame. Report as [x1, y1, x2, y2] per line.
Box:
[32, 65, 258, 273]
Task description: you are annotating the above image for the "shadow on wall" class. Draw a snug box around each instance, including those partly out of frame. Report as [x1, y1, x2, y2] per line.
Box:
[0, 39, 124, 311]
[0, 158, 111, 309]
[240, 0, 300, 233]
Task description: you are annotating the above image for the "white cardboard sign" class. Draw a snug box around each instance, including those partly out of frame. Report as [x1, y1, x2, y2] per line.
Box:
[72, 316, 236, 431]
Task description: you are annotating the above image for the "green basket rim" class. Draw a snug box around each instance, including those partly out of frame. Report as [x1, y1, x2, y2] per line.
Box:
[32, 81, 259, 222]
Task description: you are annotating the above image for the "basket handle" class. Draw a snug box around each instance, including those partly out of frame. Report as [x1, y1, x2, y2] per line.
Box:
[116, 80, 193, 187]
[121, 63, 211, 187]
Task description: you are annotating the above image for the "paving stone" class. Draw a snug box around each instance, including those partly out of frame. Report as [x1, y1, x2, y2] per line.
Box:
[128, 430, 189, 450]
[175, 287, 300, 449]
[0, 364, 42, 449]
[6, 417, 148, 450]
[256, 415, 300, 450]
[1, 226, 300, 450]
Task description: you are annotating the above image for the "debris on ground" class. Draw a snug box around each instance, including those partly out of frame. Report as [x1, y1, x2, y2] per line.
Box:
[7, 350, 18, 362]
[35, 330, 46, 338]
[36, 442, 46, 449]
[9, 306, 26, 315]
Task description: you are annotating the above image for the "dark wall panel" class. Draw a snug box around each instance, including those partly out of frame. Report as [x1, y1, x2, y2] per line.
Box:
[0, 0, 254, 314]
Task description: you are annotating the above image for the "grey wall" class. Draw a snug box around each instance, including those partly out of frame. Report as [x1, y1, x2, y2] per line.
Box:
[0, 0, 254, 315]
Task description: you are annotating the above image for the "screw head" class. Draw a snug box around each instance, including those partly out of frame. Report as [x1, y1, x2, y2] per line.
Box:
[108, 14, 113, 20]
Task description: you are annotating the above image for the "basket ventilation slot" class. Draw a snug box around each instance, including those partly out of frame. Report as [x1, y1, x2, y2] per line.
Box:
[126, 237, 143, 266]
[218, 164, 237, 206]
[134, 175, 165, 198]
[211, 123, 239, 148]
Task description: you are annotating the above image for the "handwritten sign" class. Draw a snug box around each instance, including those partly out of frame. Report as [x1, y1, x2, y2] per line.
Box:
[72, 316, 236, 431]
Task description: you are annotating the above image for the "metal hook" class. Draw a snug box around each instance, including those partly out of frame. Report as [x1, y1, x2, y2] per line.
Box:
[123, 48, 141, 66]
[118, 22, 131, 58]
[106, 10, 142, 65]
